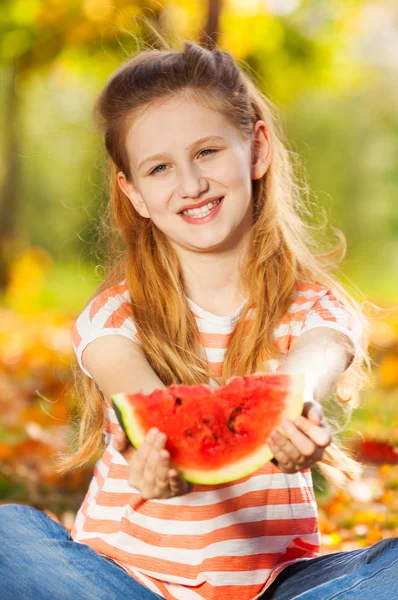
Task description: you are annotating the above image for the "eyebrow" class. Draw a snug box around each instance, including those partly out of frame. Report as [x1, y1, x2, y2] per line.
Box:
[137, 135, 226, 171]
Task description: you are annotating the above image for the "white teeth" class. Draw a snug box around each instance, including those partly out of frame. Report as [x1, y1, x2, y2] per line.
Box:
[181, 198, 221, 218]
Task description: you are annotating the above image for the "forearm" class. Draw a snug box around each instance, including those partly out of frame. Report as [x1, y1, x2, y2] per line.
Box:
[279, 327, 355, 403]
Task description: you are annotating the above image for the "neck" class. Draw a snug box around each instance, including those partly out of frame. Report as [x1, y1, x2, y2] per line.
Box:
[172, 236, 251, 316]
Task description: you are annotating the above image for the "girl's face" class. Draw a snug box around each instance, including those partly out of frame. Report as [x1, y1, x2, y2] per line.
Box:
[118, 94, 270, 253]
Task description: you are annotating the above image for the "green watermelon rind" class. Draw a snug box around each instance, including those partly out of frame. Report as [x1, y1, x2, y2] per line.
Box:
[111, 373, 306, 485]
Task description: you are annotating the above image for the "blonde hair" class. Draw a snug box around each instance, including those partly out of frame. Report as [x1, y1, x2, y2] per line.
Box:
[55, 38, 376, 489]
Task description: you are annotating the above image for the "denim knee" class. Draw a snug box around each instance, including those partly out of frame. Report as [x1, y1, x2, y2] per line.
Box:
[364, 537, 398, 563]
[0, 503, 62, 541]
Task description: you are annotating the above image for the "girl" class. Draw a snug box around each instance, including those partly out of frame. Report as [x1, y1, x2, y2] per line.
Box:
[1, 41, 397, 600]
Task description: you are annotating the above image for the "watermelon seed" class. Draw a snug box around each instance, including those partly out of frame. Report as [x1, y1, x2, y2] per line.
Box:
[175, 397, 182, 405]
[227, 406, 242, 433]
[202, 418, 211, 423]
[185, 429, 193, 437]
[213, 434, 218, 440]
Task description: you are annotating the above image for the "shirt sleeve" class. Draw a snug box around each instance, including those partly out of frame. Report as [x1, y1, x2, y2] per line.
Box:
[299, 287, 363, 368]
[71, 282, 140, 379]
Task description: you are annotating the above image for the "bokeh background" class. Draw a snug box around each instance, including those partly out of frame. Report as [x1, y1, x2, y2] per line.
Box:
[1, 0, 397, 553]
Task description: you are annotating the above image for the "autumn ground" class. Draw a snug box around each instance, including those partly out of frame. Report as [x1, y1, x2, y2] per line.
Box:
[1, 250, 398, 555]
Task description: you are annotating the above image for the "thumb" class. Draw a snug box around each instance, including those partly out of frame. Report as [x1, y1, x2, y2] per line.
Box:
[302, 400, 323, 425]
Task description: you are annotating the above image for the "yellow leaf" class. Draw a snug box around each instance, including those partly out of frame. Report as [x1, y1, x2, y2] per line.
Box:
[379, 355, 398, 387]
[366, 527, 383, 545]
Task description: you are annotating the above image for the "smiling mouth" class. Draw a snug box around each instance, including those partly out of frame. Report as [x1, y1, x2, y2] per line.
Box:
[178, 197, 223, 218]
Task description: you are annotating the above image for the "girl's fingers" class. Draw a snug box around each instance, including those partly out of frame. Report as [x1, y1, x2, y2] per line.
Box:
[278, 419, 318, 457]
[169, 470, 193, 495]
[155, 450, 172, 489]
[132, 428, 159, 482]
[268, 439, 298, 470]
[294, 416, 332, 448]
[143, 431, 168, 487]
[269, 430, 302, 462]
[169, 470, 183, 493]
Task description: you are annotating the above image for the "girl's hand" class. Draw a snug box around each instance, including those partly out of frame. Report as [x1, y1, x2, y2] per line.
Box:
[114, 428, 194, 499]
[267, 400, 332, 474]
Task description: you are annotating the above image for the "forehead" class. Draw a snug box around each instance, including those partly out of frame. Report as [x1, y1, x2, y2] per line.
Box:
[125, 94, 246, 165]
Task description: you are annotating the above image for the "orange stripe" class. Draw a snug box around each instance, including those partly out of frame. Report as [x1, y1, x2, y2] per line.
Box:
[106, 460, 310, 492]
[89, 281, 128, 321]
[311, 301, 337, 323]
[199, 331, 233, 348]
[194, 545, 319, 600]
[289, 294, 320, 307]
[294, 280, 324, 293]
[107, 459, 283, 488]
[79, 537, 305, 579]
[273, 333, 298, 352]
[105, 421, 122, 435]
[149, 578, 175, 600]
[95, 487, 315, 519]
[207, 361, 223, 377]
[97, 448, 113, 468]
[72, 323, 82, 349]
[115, 566, 176, 600]
[103, 301, 133, 328]
[279, 309, 308, 324]
[83, 515, 319, 547]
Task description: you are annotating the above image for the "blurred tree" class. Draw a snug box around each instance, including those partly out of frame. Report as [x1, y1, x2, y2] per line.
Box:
[0, 0, 397, 298]
[200, 0, 223, 48]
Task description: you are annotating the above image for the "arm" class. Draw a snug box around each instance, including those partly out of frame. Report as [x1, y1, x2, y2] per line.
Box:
[267, 327, 353, 472]
[279, 326, 355, 403]
[82, 335, 192, 498]
[82, 335, 166, 401]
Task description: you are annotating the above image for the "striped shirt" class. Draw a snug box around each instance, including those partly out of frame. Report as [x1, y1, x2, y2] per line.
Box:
[70, 280, 362, 600]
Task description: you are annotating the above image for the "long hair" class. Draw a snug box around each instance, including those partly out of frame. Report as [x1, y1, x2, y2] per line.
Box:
[55, 39, 375, 488]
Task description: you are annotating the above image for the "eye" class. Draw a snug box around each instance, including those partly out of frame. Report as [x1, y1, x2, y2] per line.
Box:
[199, 148, 217, 157]
[149, 164, 168, 175]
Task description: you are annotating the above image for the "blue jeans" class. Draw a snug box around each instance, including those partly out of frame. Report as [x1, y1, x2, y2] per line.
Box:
[0, 504, 397, 600]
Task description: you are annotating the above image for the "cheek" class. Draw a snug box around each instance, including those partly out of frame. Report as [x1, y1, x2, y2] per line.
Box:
[139, 179, 172, 212]
[216, 151, 251, 189]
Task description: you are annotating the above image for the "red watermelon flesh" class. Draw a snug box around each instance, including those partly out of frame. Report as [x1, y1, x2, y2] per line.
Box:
[112, 372, 305, 485]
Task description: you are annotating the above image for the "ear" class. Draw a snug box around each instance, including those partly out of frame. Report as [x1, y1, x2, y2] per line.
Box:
[117, 171, 150, 219]
[251, 120, 271, 181]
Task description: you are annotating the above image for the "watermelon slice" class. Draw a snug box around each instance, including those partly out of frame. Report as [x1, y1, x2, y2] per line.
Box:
[111, 372, 306, 485]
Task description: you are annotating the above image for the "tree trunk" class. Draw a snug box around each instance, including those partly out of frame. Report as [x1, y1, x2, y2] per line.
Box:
[0, 61, 20, 291]
[200, 0, 223, 49]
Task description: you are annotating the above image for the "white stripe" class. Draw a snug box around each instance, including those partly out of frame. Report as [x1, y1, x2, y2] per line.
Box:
[193, 317, 243, 334]
[71, 509, 85, 537]
[94, 457, 110, 480]
[102, 470, 314, 504]
[131, 567, 274, 587]
[75, 530, 320, 564]
[119, 565, 166, 596]
[197, 568, 273, 586]
[290, 288, 325, 301]
[130, 571, 164, 595]
[272, 320, 305, 340]
[84, 501, 318, 535]
[163, 581, 205, 599]
[287, 299, 319, 315]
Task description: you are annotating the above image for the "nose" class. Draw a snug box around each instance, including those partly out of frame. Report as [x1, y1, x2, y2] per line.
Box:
[176, 162, 209, 199]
